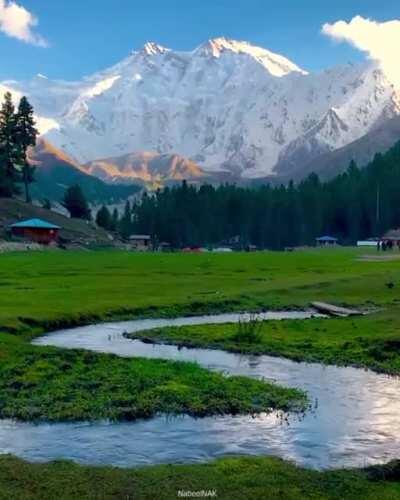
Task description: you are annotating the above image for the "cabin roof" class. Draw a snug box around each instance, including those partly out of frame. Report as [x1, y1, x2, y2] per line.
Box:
[10, 218, 60, 230]
[316, 235, 338, 242]
[128, 234, 151, 240]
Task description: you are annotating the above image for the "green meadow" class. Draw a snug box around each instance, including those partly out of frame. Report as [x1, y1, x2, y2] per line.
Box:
[1, 248, 399, 334]
[0, 340, 306, 421]
[0, 454, 399, 500]
[1, 247, 400, 498]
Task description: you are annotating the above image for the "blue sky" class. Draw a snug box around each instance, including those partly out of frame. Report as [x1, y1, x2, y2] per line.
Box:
[0, 0, 399, 80]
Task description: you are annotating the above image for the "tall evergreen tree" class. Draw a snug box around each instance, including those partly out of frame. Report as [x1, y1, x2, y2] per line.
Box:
[0, 92, 20, 197]
[111, 208, 119, 231]
[62, 184, 91, 220]
[96, 205, 112, 230]
[119, 200, 133, 239]
[15, 96, 38, 203]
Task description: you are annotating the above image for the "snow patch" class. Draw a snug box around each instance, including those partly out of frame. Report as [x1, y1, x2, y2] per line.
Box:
[83, 76, 121, 98]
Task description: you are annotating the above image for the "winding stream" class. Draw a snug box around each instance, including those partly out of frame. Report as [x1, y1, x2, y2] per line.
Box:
[0, 311, 399, 470]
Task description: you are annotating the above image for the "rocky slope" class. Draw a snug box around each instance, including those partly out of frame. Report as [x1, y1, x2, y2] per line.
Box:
[278, 115, 400, 181]
[29, 140, 140, 203]
[0, 198, 113, 246]
[83, 151, 208, 188]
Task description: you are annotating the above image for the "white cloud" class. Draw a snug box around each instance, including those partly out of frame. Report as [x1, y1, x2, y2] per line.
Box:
[322, 16, 400, 87]
[0, 0, 47, 47]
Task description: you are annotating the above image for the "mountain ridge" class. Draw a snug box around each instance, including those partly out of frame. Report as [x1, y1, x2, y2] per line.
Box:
[280, 115, 400, 180]
[83, 150, 209, 188]
[29, 139, 141, 203]
[3, 38, 400, 180]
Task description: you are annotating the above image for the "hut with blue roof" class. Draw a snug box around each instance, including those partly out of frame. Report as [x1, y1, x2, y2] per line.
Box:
[316, 235, 338, 247]
[9, 218, 60, 245]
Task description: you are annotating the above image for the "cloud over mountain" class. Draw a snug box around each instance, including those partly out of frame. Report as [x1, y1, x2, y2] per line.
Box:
[322, 16, 400, 88]
[0, 0, 47, 46]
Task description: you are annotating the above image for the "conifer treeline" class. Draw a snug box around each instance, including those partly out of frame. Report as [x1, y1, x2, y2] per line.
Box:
[99, 142, 400, 249]
[0, 92, 38, 201]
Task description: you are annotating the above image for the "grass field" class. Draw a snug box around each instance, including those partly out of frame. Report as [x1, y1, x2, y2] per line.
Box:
[0, 455, 399, 500]
[1, 247, 400, 498]
[1, 248, 399, 334]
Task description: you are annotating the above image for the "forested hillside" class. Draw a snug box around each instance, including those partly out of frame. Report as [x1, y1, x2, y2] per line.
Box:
[128, 142, 400, 249]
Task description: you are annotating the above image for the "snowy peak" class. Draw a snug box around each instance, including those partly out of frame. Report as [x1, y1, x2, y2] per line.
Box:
[198, 37, 258, 57]
[196, 37, 307, 76]
[139, 42, 170, 56]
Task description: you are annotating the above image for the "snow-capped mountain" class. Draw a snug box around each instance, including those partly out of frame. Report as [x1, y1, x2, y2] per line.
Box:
[3, 37, 400, 179]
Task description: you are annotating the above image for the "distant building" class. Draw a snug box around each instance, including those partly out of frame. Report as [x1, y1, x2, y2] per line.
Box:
[9, 218, 60, 245]
[128, 234, 151, 251]
[383, 229, 400, 242]
[357, 239, 378, 248]
[212, 247, 233, 253]
[316, 235, 338, 247]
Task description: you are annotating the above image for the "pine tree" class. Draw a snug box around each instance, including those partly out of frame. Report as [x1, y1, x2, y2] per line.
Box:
[111, 208, 119, 231]
[96, 205, 112, 229]
[119, 200, 132, 238]
[15, 96, 38, 203]
[0, 92, 20, 197]
[62, 184, 91, 219]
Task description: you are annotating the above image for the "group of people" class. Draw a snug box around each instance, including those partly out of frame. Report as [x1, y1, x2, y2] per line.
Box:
[377, 239, 400, 251]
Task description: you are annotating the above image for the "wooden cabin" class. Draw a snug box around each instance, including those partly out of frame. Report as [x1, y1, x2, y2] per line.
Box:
[9, 218, 60, 245]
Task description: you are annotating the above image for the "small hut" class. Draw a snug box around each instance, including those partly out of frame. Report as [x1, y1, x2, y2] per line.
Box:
[316, 235, 338, 247]
[9, 218, 60, 245]
[128, 234, 151, 251]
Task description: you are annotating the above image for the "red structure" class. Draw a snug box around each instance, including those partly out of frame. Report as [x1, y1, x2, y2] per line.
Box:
[10, 218, 60, 245]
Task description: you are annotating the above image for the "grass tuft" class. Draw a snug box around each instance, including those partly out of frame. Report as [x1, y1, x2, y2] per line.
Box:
[230, 314, 263, 344]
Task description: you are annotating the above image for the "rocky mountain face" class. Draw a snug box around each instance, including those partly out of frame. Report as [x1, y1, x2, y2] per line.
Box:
[281, 114, 400, 181]
[3, 37, 400, 181]
[83, 151, 208, 188]
[29, 140, 140, 203]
